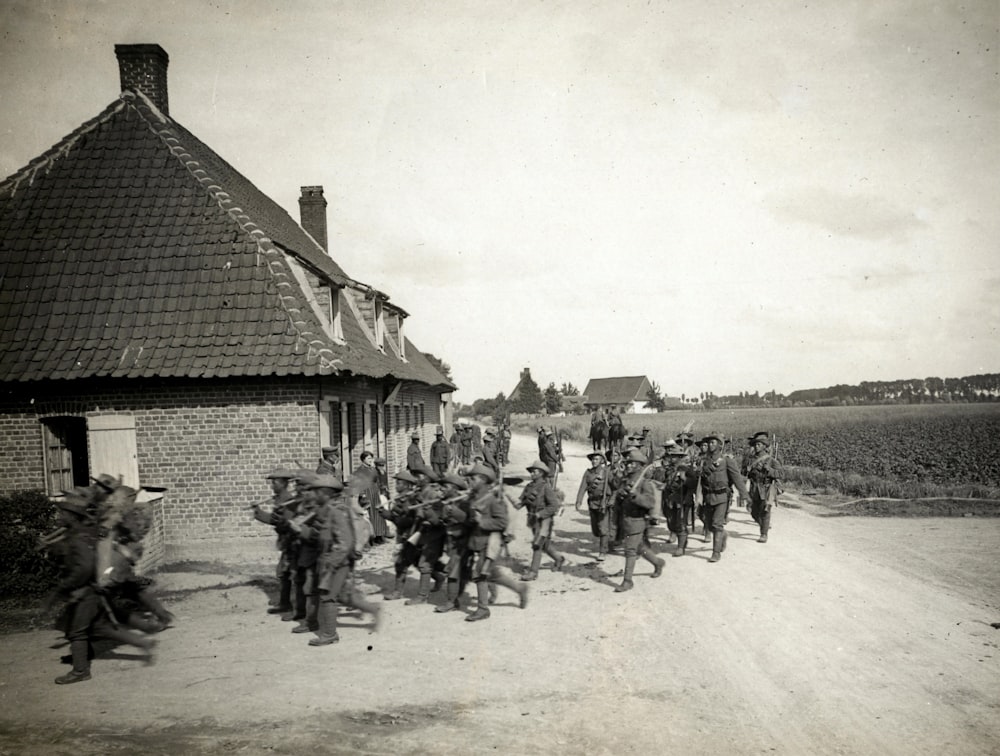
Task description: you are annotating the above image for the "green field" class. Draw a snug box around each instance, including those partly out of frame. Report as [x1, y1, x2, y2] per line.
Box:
[513, 404, 1000, 499]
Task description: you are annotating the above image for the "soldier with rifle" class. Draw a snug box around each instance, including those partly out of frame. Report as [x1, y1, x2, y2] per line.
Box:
[377, 469, 423, 600]
[516, 459, 567, 581]
[250, 468, 301, 619]
[404, 476, 449, 606]
[660, 445, 695, 556]
[434, 473, 475, 613]
[463, 464, 529, 621]
[699, 434, 750, 563]
[612, 449, 665, 592]
[540, 428, 563, 486]
[575, 451, 613, 561]
[745, 432, 782, 543]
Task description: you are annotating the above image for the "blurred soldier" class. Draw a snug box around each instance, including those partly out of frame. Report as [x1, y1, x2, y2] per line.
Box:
[251, 469, 300, 617]
[605, 448, 627, 550]
[435, 473, 474, 613]
[498, 421, 512, 466]
[404, 477, 448, 606]
[613, 449, 665, 592]
[300, 475, 381, 646]
[482, 430, 500, 475]
[288, 473, 324, 634]
[699, 434, 750, 563]
[746, 432, 781, 543]
[377, 469, 422, 600]
[575, 451, 612, 560]
[407, 432, 425, 472]
[316, 446, 342, 477]
[430, 426, 451, 476]
[517, 460, 566, 580]
[536, 425, 547, 457]
[464, 464, 529, 621]
[540, 429, 562, 482]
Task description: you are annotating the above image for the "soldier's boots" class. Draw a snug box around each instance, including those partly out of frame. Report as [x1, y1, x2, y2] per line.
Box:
[703, 525, 711, 542]
[597, 535, 608, 561]
[545, 545, 565, 572]
[615, 556, 637, 592]
[487, 583, 498, 604]
[521, 550, 544, 581]
[466, 607, 491, 622]
[431, 571, 446, 593]
[128, 613, 167, 634]
[268, 577, 293, 614]
[56, 640, 92, 684]
[383, 575, 406, 601]
[673, 533, 688, 557]
[649, 554, 665, 578]
[100, 625, 157, 665]
[465, 582, 492, 621]
[435, 580, 461, 613]
[720, 530, 728, 552]
[491, 570, 530, 609]
[309, 601, 340, 646]
[405, 574, 432, 605]
[709, 531, 723, 563]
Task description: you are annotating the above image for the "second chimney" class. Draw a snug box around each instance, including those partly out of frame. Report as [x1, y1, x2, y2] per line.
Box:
[115, 43, 169, 115]
[299, 186, 329, 252]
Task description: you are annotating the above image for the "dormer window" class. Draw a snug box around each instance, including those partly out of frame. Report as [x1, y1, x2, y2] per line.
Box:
[324, 285, 344, 342]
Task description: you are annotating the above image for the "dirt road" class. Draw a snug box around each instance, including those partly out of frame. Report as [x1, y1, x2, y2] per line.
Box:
[2, 431, 998, 755]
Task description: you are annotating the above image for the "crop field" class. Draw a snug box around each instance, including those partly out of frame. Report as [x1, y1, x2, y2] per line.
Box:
[529, 403, 1000, 493]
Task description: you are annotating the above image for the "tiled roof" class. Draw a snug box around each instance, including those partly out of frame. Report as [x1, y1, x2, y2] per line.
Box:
[0, 90, 454, 388]
[582, 376, 652, 404]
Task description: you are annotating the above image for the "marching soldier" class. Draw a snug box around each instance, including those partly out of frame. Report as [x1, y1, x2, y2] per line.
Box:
[639, 427, 655, 461]
[464, 464, 528, 621]
[251, 469, 300, 618]
[745, 432, 781, 543]
[517, 460, 566, 580]
[540, 429, 562, 483]
[299, 474, 381, 646]
[613, 449, 665, 592]
[575, 451, 613, 560]
[404, 477, 448, 606]
[482, 430, 500, 475]
[660, 445, 695, 556]
[435, 473, 474, 613]
[377, 469, 422, 600]
[699, 434, 750, 563]
[288, 473, 324, 634]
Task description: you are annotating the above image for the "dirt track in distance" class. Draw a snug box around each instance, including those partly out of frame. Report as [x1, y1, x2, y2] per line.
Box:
[1, 431, 998, 755]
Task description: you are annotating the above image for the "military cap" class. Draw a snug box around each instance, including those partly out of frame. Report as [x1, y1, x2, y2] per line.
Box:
[435, 425, 444, 434]
[665, 446, 687, 456]
[410, 432, 421, 440]
[92, 473, 122, 491]
[299, 474, 344, 491]
[394, 469, 420, 484]
[321, 445, 339, 454]
[624, 449, 648, 465]
[537, 425, 546, 433]
[751, 435, 770, 447]
[662, 439, 678, 448]
[642, 426, 651, 432]
[545, 428, 556, 436]
[527, 459, 550, 474]
[467, 463, 497, 483]
[295, 472, 321, 488]
[441, 472, 469, 490]
[483, 429, 495, 438]
[701, 434, 722, 444]
[586, 451, 606, 462]
[266, 468, 297, 480]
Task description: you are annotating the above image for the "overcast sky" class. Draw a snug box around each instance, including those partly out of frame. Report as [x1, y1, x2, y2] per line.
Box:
[1, 0, 997, 402]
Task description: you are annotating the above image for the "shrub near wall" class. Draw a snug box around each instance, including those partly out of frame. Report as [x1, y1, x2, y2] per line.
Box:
[0, 490, 60, 596]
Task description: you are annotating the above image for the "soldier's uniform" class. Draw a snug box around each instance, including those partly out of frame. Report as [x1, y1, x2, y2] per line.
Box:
[289, 475, 325, 633]
[745, 432, 781, 543]
[377, 469, 422, 600]
[699, 435, 750, 563]
[517, 460, 566, 580]
[434, 473, 474, 613]
[640, 427, 655, 461]
[302, 475, 380, 646]
[540, 430, 562, 483]
[482, 431, 500, 475]
[407, 433, 425, 472]
[613, 449, 665, 592]
[463, 464, 528, 621]
[404, 479, 448, 605]
[251, 469, 300, 617]
[575, 452, 612, 560]
[660, 446, 695, 556]
[430, 428, 451, 476]
[316, 446, 342, 477]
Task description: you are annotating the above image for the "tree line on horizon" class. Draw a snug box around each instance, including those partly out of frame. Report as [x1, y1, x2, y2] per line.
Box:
[458, 372, 1000, 416]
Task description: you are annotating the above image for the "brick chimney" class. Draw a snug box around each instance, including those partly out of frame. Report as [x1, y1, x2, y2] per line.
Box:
[115, 44, 169, 115]
[299, 186, 328, 251]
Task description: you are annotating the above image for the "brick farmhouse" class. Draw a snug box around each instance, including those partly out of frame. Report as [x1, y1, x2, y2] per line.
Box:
[0, 44, 455, 563]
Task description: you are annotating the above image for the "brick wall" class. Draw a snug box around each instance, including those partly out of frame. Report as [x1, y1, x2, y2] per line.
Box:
[0, 376, 445, 562]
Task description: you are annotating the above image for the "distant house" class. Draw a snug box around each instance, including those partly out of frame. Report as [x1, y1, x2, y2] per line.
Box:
[0, 44, 454, 563]
[582, 376, 656, 415]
